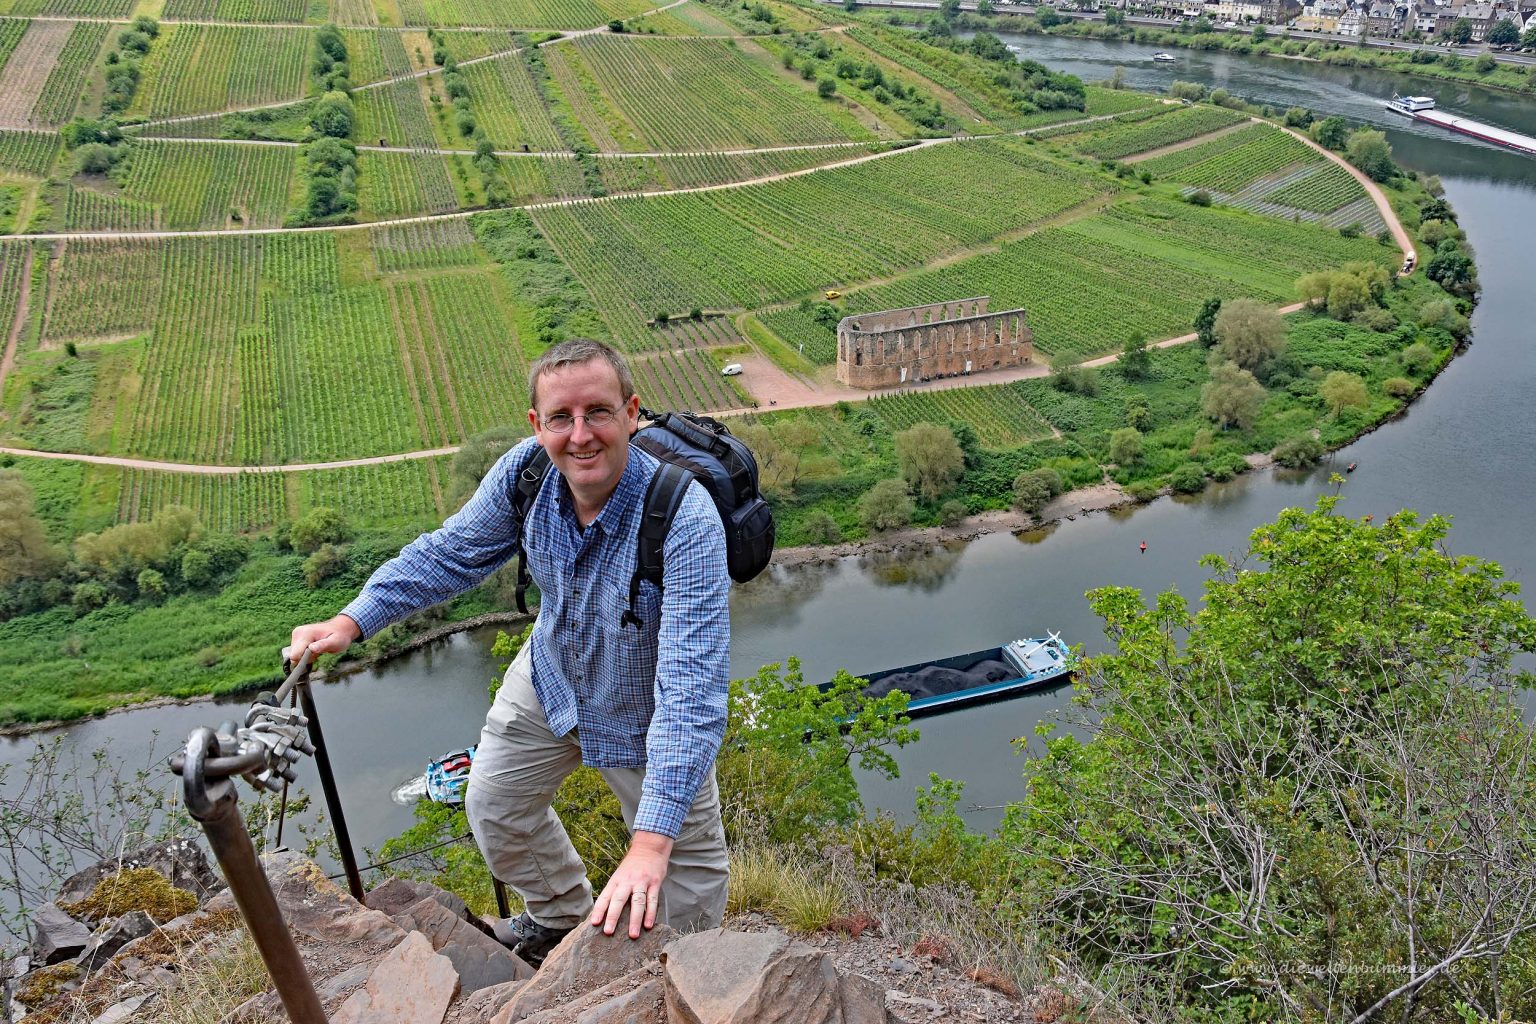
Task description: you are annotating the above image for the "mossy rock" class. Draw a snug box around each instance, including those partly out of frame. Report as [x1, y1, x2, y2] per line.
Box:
[14, 962, 81, 1009]
[63, 867, 199, 925]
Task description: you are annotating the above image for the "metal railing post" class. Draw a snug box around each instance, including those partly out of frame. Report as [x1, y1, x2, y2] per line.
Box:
[296, 678, 365, 902]
[176, 727, 327, 1024]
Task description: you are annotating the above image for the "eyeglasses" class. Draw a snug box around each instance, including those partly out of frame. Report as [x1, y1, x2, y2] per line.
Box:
[539, 407, 618, 433]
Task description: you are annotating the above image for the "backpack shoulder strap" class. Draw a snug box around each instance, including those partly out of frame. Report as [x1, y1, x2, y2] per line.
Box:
[622, 461, 693, 629]
[511, 447, 552, 615]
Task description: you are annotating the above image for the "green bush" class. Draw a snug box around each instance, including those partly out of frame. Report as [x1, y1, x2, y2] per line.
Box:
[1272, 435, 1325, 468]
[1167, 462, 1206, 493]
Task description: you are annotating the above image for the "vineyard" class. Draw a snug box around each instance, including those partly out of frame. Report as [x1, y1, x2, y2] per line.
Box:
[1055, 104, 1249, 161]
[628, 347, 743, 413]
[393, 0, 653, 28]
[131, 25, 310, 119]
[1140, 123, 1321, 192]
[593, 144, 885, 194]
[23, 21, 106, 126]
[118, 140, 298, 229]
[844, 26, 1031, 128]
[369, 218, 484, 272]
[654, 315, 753, 351]
[357, 150, 459, 217]
[115, 469, 291, 534]
[2, 0, 130, 15]
[295, 457, 447, 525]
[0, 128, 58, 175]
[63, 184, 160, 231]
[40, 238, 164, 342]
[553, 35, 872, 151]
[1257, 160, 1366, 214]
[530, 137, 1111, 344]
[161, 0, 312, 21]
[868, 382, 1055, 449]
[0, 241, 29, 361]
[458, 55, 565, 152]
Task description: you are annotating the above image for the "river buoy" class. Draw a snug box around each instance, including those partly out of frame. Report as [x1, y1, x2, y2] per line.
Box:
[1139, 541, 1147, 554]
[1347, 462, 1358, 473]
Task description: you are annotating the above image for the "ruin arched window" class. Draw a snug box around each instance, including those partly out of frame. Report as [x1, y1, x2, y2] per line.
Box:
[855, 350, 862, 366]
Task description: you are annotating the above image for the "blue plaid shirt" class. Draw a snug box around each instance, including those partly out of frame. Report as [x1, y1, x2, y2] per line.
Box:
[342, 437, 731, 839]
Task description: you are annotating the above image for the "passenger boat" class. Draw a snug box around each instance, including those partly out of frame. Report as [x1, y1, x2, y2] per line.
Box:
[843, 633, 1076, 719]
[1152, 52, 1178, 62]
[424, 747, 475, 805]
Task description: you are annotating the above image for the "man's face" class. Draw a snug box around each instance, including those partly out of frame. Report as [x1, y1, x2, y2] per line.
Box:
[528, 359, 640, 515]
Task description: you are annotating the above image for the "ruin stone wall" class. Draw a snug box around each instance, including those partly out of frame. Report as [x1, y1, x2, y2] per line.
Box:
[836, 297, 1033, 389]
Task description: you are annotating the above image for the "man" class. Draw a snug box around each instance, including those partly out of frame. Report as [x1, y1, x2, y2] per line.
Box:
[285, 338, 731, 966]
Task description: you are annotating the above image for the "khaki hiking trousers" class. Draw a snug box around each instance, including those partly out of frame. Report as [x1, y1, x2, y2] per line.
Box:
[464, 642, 730, 932]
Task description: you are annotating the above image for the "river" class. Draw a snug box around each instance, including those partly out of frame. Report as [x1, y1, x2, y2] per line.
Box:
[4, 36, 1534, 904]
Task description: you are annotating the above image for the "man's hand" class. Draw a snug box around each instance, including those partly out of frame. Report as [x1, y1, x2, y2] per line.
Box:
[283, 614, 362, 664]
[590, 831, 673, 939]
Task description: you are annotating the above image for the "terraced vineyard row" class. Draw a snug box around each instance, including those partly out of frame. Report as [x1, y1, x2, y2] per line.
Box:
[370, 218, 483, 272]
[628, 348, 740, 412]
[28, 21, 107, 126]
[460, 56, 564, 152]
[844, 26, 1026, 127]
[3, 0, 130, 16]
[1144, 123, 1320, 192]
[119, 140, 297, 229]
[757, 307, 837, 364]
[654, 316, 749, 350]
[357, 150, 458, 217]
[1135, 121, 1271, 177]
[0, 242, 29, 359]
[63, 185, 160, 231]
[531, 138, 1111, 344]
[0, 129, 58, 175]
[393, 0, 652, 28]
[162, 0, 311, 21]
[0, 17, 25, 67]
[132, 25, 310, 119]
[561, 35, 869, 151]
[298, 458, 446, 525]
[125, 236, 266, 463]
[42, 238, 164, 342]
[116, 469, 289, 534]
[594, 145, 885, 193]
[868, 383, 1055, 449]
[1059, 104, 1248, 161]
[1260, 160, 1364, 213]
[493, 154, 588, 202]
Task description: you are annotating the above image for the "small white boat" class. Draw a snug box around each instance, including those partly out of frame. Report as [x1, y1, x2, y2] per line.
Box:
[1153, 52, 1178, 62]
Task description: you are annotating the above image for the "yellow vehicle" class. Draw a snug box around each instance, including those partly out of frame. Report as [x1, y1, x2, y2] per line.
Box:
[824, 289, 841, 300]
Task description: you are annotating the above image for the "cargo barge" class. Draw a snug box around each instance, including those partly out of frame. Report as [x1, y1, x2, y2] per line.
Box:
[846, 633, 1076, 719]
[1385, 94, 1536, 156]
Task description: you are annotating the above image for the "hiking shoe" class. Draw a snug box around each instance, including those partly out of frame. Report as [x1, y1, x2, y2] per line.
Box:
[489, 911, 573, 969]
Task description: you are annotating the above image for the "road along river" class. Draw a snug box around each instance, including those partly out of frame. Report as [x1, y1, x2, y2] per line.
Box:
[3, 37, 1534, 896]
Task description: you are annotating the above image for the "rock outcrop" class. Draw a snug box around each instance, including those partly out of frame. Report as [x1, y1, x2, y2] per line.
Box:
[6, 844, 1009, 1024]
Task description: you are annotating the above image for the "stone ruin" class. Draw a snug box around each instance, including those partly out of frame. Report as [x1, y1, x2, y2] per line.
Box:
[835, 297, 1033, 389]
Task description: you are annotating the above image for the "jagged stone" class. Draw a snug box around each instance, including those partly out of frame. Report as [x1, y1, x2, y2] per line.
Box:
[88, 992, 155, 1024]
[837, 973, 887, 1024]
[495, 906, 675, 1024]
[884, 991, 943, 1022]
[259, 849, 405, 947]
[334, 931, 460, 1024]
[317, 963, 373, 1003]
[367, 877, 469, 920]
[57, 839, 221, 906]
[454, 978, 529, 1024]
[393, 896, 534, 994]
[661, 929, 841, 1024]
[517, 968, 665, 1024]
[30, 903, 92, 966]
[76, 911, 156, 974]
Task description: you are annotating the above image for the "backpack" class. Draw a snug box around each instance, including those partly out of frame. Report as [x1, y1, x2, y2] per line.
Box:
[511, 408, 775, 627]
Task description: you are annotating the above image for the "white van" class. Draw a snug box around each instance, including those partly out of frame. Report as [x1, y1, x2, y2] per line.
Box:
[721, 363, 743, 376]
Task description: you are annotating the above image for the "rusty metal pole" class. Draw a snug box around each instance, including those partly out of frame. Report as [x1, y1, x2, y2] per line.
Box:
[179, 727, 327, 1024]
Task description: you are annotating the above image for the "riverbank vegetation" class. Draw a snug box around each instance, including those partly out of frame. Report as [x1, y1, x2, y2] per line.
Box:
[369, 499, 1536, 1021]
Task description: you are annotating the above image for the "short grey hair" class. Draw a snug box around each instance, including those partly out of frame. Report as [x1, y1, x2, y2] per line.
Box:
[527, 338, 636, 410]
